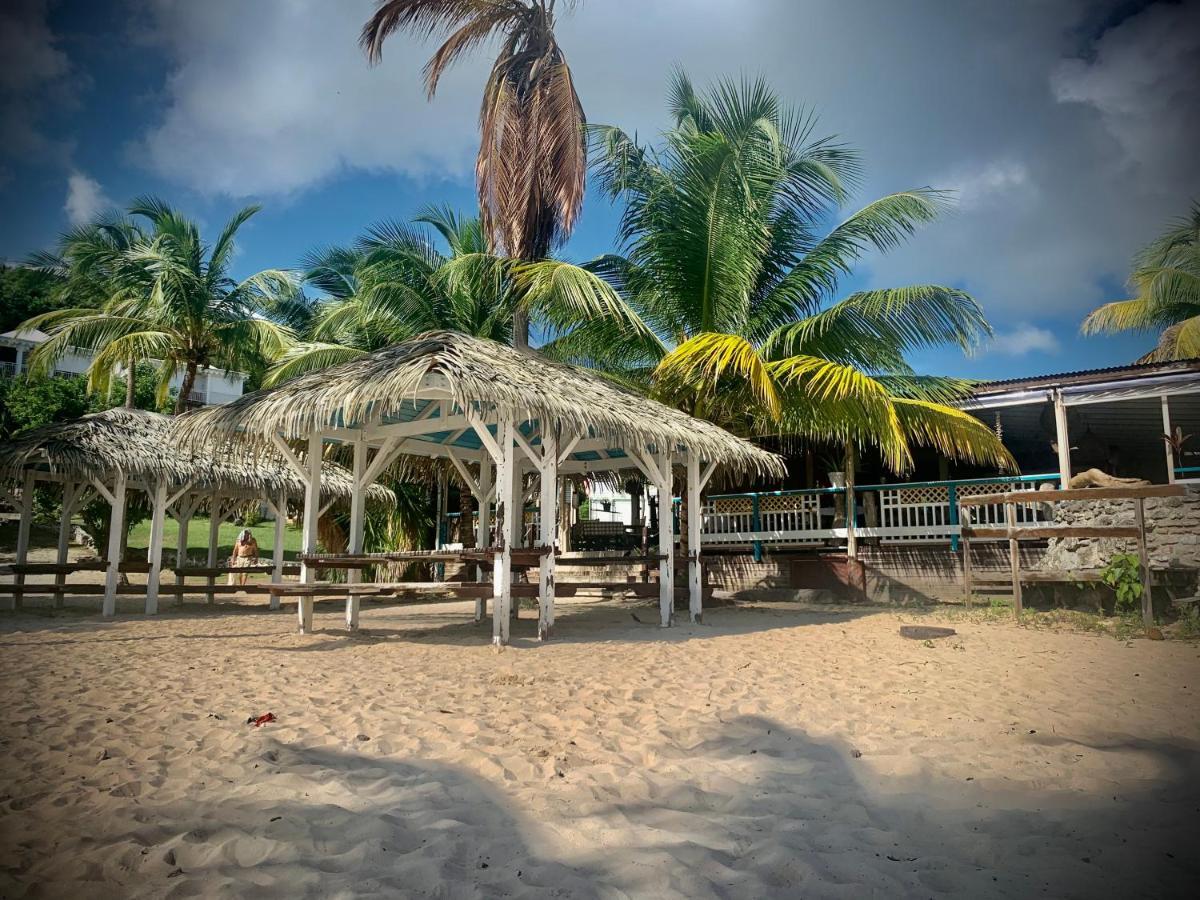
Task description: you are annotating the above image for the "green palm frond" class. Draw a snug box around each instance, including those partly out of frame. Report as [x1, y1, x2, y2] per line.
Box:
[892, 399, 1016, 471]
[264, 343, 370, 386]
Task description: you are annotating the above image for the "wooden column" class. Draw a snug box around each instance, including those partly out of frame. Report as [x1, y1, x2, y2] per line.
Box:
[347, 439, 367, 586]
[686, 452, 704, 624]
[655, 450, 675, 627]
[510, 456, 524, 619]
[204, 496, 222, 604]
[1053, 391, 1071, 487]
[475, 457, 492, 621]
[145, 480, 168, 615]
[1006, 502, 1022, 617]
[270, 490, 286, 610]
[844, 442, 858, 560]
[102, 474, 127, 617]
[54, 481, 79, 608]
[298, 433, 322, 634]
[492, 419, 516, 646]
[175, 497, 193, 595]
[1134, 498, 1154, 627]
[299, 433, 322, 585]
[12, 471, 35, 610]
[537, 429, 557, 640]
[1162, 395, 1175, 484]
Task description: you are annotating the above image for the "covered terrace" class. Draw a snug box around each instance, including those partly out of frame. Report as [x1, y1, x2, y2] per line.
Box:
[0, 407, 389, 614]
[175, 331, 782, 644]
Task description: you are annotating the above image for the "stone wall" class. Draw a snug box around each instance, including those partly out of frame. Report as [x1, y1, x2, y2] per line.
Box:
[1038, 487, 1200, 572]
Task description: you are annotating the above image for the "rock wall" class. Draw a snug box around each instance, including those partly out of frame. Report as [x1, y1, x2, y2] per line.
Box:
[1038, 487, 1200, 572]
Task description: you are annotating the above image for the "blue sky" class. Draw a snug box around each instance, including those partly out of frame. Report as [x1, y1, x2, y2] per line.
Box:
[3, 0, 1196, 380]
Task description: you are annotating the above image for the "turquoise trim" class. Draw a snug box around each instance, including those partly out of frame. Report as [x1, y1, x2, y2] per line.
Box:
[855, 473, 1060, 492]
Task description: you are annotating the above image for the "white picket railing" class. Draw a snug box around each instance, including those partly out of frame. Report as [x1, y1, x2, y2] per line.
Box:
[701, 475, 1061, 549]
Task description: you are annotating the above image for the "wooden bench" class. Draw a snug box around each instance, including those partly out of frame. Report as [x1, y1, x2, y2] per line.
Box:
[174, 564, 300, 577]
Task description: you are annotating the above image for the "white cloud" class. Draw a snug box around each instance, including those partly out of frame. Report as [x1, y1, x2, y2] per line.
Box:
[64, 171, 110, 225]
[124, 0, 1199, 330]
[989, 324, 1061, 356]
[0, 0, 75, 164]
[1052, 2, 1200, 185]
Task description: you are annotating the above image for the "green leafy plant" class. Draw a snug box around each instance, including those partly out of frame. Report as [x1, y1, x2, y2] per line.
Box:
[1100, 552, 1144, 613]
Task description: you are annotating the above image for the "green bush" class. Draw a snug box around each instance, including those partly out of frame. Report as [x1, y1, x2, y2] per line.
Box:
[1100, 552, 1144, 614]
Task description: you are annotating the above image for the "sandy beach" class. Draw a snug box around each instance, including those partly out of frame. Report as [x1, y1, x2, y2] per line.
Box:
[0, 589, 1197, 899]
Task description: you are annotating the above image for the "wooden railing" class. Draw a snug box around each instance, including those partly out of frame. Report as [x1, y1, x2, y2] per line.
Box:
[700, 474, 1062, 553]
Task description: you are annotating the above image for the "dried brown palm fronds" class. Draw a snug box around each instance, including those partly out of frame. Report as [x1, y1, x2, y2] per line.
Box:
[174, 331, 782, 478]
[0, 407, 393, 504]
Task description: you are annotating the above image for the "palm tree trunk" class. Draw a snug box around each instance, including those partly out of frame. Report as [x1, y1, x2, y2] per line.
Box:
[176, 361, 199, 415]
[513, 308, 531, 350]
[459, 482, 475, 549]
[124, 352, 136, 408]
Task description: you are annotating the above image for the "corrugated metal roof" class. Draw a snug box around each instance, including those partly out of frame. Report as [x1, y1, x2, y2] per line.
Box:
[973, 358, 1200, 394]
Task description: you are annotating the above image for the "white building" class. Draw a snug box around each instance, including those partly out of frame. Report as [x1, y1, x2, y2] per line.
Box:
[0, 327, 245, 407]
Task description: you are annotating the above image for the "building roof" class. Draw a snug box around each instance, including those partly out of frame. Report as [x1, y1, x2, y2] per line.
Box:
[0, 407, 392, 503]
[175, 331, 783, 477]
[972, 358, 1200, 395]
[0, 328, 51, 344]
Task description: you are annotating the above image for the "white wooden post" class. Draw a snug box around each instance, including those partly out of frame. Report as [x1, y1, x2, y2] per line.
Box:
[175, 497, 193, 595]
[510, 456, 524, 619]
[102, 473, 127, 617]
[300, 433, 322, 587]
[345, 440, 367, 631]
[144, 480, 168, 615]
[475, 458, 492, 621]
[12, 471, 35, 610]
[54, 481, 78, 608]
[686, 451, 703, 623]
[298, 433, 322, 634]
[1162, 395, 1175, 483]
[492, 419, 516, 646]
[1053, 391, 1071, 487]
[270, 490, 286, 610]
[538, 429, 557, 640]
[656, 450, 674, 627]
[205, 496, 222, 604]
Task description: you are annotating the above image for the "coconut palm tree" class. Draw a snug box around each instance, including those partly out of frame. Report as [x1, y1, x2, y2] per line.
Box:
[264, 207, 513, 384]
[24, 197, 295, 414]
[1082, 203, 1200, 362]
[552, 72, 1013, 475]
[361, 0, 587, 349]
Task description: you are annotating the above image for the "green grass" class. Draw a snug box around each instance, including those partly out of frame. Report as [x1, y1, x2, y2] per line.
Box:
[126, 517, 305, 563]
[1, 517, 304, 563]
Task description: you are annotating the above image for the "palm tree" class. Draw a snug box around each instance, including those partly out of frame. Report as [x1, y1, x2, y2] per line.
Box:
[264, 207, 513, 384]
[361, 0, 587, 349]
[1081, 203, 1200, 362]
[552, 72, 1013, 476]
[23, 198, 295, 414]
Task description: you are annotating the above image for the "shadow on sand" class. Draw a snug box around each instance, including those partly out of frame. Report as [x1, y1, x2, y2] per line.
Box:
[4, 714, 1195, 897]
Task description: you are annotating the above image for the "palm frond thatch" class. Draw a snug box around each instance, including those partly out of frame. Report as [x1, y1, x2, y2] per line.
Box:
[0, 407, 392, 504]
[175, 331, 783, 478]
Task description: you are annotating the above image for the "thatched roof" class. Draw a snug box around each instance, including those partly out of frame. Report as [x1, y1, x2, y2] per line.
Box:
[0, 407, 392, 503]
[175, 331, 783, 477]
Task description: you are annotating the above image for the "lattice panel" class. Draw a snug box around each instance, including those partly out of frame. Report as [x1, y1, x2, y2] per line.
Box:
[760, 495, 814, 513]
[892, 486, 950, 505]
[712, 497, 753, 514]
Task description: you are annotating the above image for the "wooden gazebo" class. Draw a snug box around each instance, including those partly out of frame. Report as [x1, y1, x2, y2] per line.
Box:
[176, 331, 782, 644]
[0, 407, 388, 614]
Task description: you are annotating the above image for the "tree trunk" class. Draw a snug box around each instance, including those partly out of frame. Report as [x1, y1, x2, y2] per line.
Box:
[176, 361, 198, 414]
[124, 351, 136, 408]
[459, 481, 475, 549]
[513, 308, 531, 350]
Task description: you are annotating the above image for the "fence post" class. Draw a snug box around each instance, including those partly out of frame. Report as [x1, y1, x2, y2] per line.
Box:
[751, 492, 762, 562]
[948, 482, 960, 552]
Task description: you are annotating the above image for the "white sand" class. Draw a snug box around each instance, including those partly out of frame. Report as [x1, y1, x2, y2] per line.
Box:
[0, 591, 1197, 898]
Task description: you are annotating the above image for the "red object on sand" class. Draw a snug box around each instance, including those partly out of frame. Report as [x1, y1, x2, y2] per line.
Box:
[249, 712, 276, 727]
